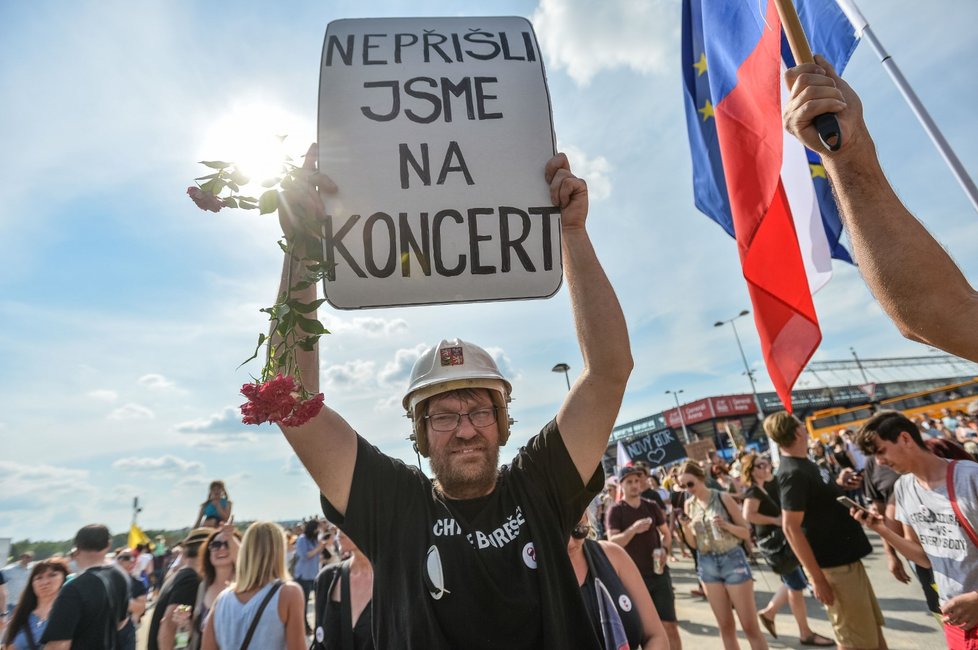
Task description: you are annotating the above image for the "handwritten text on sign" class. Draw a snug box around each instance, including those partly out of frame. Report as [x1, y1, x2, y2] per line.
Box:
[623, 430, 687, 469]
[318, 17, 559, 309]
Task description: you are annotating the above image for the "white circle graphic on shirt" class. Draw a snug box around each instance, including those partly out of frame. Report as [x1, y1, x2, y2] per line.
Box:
[619, 594, 632, 612]
[315, 627, 324, 643]
[424, 545, 451, 600]
[522, 542, 538, 569]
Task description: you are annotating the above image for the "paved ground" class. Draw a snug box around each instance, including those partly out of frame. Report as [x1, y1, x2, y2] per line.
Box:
[668, 536, 945, 648]
[138, 537, 945, 648]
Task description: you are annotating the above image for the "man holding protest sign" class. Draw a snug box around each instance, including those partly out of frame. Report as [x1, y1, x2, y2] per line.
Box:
[783, 55, 978, 363]
[275, 143, 631, 648]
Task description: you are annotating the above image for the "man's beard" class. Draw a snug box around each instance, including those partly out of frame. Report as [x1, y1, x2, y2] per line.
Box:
[429, 436, 500, 499]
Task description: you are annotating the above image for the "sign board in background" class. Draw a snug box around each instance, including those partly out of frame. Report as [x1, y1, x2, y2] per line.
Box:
[621, 429, 687, 470]
[664, 394, 756, 428]
[318, 17, 560, 309]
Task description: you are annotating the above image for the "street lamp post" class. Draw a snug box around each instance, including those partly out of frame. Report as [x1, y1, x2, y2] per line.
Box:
[665, 389, 692, 443]
[714, 309, 765, 419]
[551, 363, 571, 391]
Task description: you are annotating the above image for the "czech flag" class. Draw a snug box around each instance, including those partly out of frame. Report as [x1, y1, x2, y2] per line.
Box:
[681, 0, 858, 411]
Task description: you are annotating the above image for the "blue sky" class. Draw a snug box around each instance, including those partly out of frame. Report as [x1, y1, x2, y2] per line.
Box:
[2, 0, 977, 541]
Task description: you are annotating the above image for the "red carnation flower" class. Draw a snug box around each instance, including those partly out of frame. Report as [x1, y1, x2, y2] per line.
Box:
[240, 374, 323, 426]
[187, 186, 224, 212]
[282, 393, 325, 427]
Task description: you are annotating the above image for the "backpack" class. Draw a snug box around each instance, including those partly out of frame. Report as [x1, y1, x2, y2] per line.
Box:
[91, 567, 130, 650]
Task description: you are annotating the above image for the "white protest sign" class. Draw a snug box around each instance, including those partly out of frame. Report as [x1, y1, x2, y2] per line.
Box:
[317, 17, 560, 309]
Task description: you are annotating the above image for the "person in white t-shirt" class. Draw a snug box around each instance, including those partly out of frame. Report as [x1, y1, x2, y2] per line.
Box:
[1, 552, 33, 613]
[851, 410, 978, 648]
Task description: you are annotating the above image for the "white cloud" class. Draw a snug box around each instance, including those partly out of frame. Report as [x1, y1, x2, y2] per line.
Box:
[108, 403, 155, 420]
[484, 347, 518, 381]
[0, 461, 91, 507]
[112, 455, 204, 475]
[137, 373, 176, 390]
[187, 432, 262, 449]
[532, 0, 678, 85]
[322, 359, 377, 391]
[87, 389, 118, 402]
[559, 145, 613, 201]
[378, 344, 429, 387]
[283, 455, 305, 475]
[323, 316, 409, 337]
[175, 406, 250, 434]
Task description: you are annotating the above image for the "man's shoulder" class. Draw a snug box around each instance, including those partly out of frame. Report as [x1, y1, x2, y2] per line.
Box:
[174, 566, 201, 583]
[638, 496, 663, 512]
[776, 456, 813, 478]
[953, 459, 978, 475]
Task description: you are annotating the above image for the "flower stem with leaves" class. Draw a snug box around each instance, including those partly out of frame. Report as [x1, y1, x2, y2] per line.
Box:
[188, 152, 333, 426]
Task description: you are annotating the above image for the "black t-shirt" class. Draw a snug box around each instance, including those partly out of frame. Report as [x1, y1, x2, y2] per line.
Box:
[863, 456, 900, 504]
[42, 565, 129, 649]
[639, 488, 667, 511]
[147, 566, 201, 650]
[580, 540, 643, 650]
[605, 498, 666, 578]
[322, 419, 603, 649]
[778, 456, 871, 568]
[744, 481, 781, 539]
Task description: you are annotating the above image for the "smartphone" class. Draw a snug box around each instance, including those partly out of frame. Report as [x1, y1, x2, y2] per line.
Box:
[836, 496, 870, 513]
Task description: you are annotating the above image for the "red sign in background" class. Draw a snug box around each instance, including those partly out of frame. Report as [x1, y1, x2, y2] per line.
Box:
[665, 394, 756, 428]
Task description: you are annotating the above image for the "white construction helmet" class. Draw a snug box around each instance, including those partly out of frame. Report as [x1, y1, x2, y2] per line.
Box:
[403, 338, 513, 457]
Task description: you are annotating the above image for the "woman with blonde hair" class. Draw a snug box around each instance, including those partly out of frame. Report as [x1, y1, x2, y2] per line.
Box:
[201, 521, 306, 650]
[678, 460, 767, 650]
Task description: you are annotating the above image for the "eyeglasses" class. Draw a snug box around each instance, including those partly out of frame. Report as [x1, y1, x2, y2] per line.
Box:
[754, 462, 770, 469]
[681, 481, 696, 489]
[209, 540, 230, 551]
[424, 407, 497, 432]
[117, 555, 132, 561]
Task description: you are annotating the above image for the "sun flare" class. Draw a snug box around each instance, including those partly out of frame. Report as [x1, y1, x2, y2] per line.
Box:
[199, 102, 313, 189]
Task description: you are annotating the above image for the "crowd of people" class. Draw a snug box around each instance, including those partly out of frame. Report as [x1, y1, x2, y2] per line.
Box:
[5, 51, 978, 649]
[5, 407, 974, 650]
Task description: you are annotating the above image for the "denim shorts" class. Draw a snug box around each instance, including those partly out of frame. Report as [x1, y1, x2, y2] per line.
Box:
[780, 565, 808, 591]
[696, 546, 753, 585]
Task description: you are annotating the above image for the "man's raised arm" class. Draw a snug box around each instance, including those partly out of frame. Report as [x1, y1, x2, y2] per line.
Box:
[548, 153, 634, 483]
[783, 56, 978, 361]
[274, 144, 358, 516]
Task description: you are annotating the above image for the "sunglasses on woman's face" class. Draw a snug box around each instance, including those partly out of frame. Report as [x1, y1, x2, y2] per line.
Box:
[681, 481, 696, 489]
[209, 540, 230, 551]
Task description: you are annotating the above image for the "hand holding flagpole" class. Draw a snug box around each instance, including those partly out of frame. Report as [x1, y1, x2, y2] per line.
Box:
[773, 0, 843, 152]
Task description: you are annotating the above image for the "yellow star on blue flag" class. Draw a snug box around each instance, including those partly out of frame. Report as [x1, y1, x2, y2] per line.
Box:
[693, 52, 708, 76]
[698, 100, 714, 122]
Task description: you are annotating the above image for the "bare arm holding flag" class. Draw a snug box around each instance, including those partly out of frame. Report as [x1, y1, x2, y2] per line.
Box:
[783, 57, 978, 361]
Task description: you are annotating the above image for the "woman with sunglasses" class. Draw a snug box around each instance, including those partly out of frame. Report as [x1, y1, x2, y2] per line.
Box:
[677, 460, 767, 650]
[741, 454, 833, 647]
[183, 522, 240, 650]
[202, 521, 305, 650]
[566, 516, 667, 650]
[1, 558, 69, 650]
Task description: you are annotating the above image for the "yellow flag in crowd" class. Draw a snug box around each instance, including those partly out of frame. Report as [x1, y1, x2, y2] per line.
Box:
[128, 523, 151, 550]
